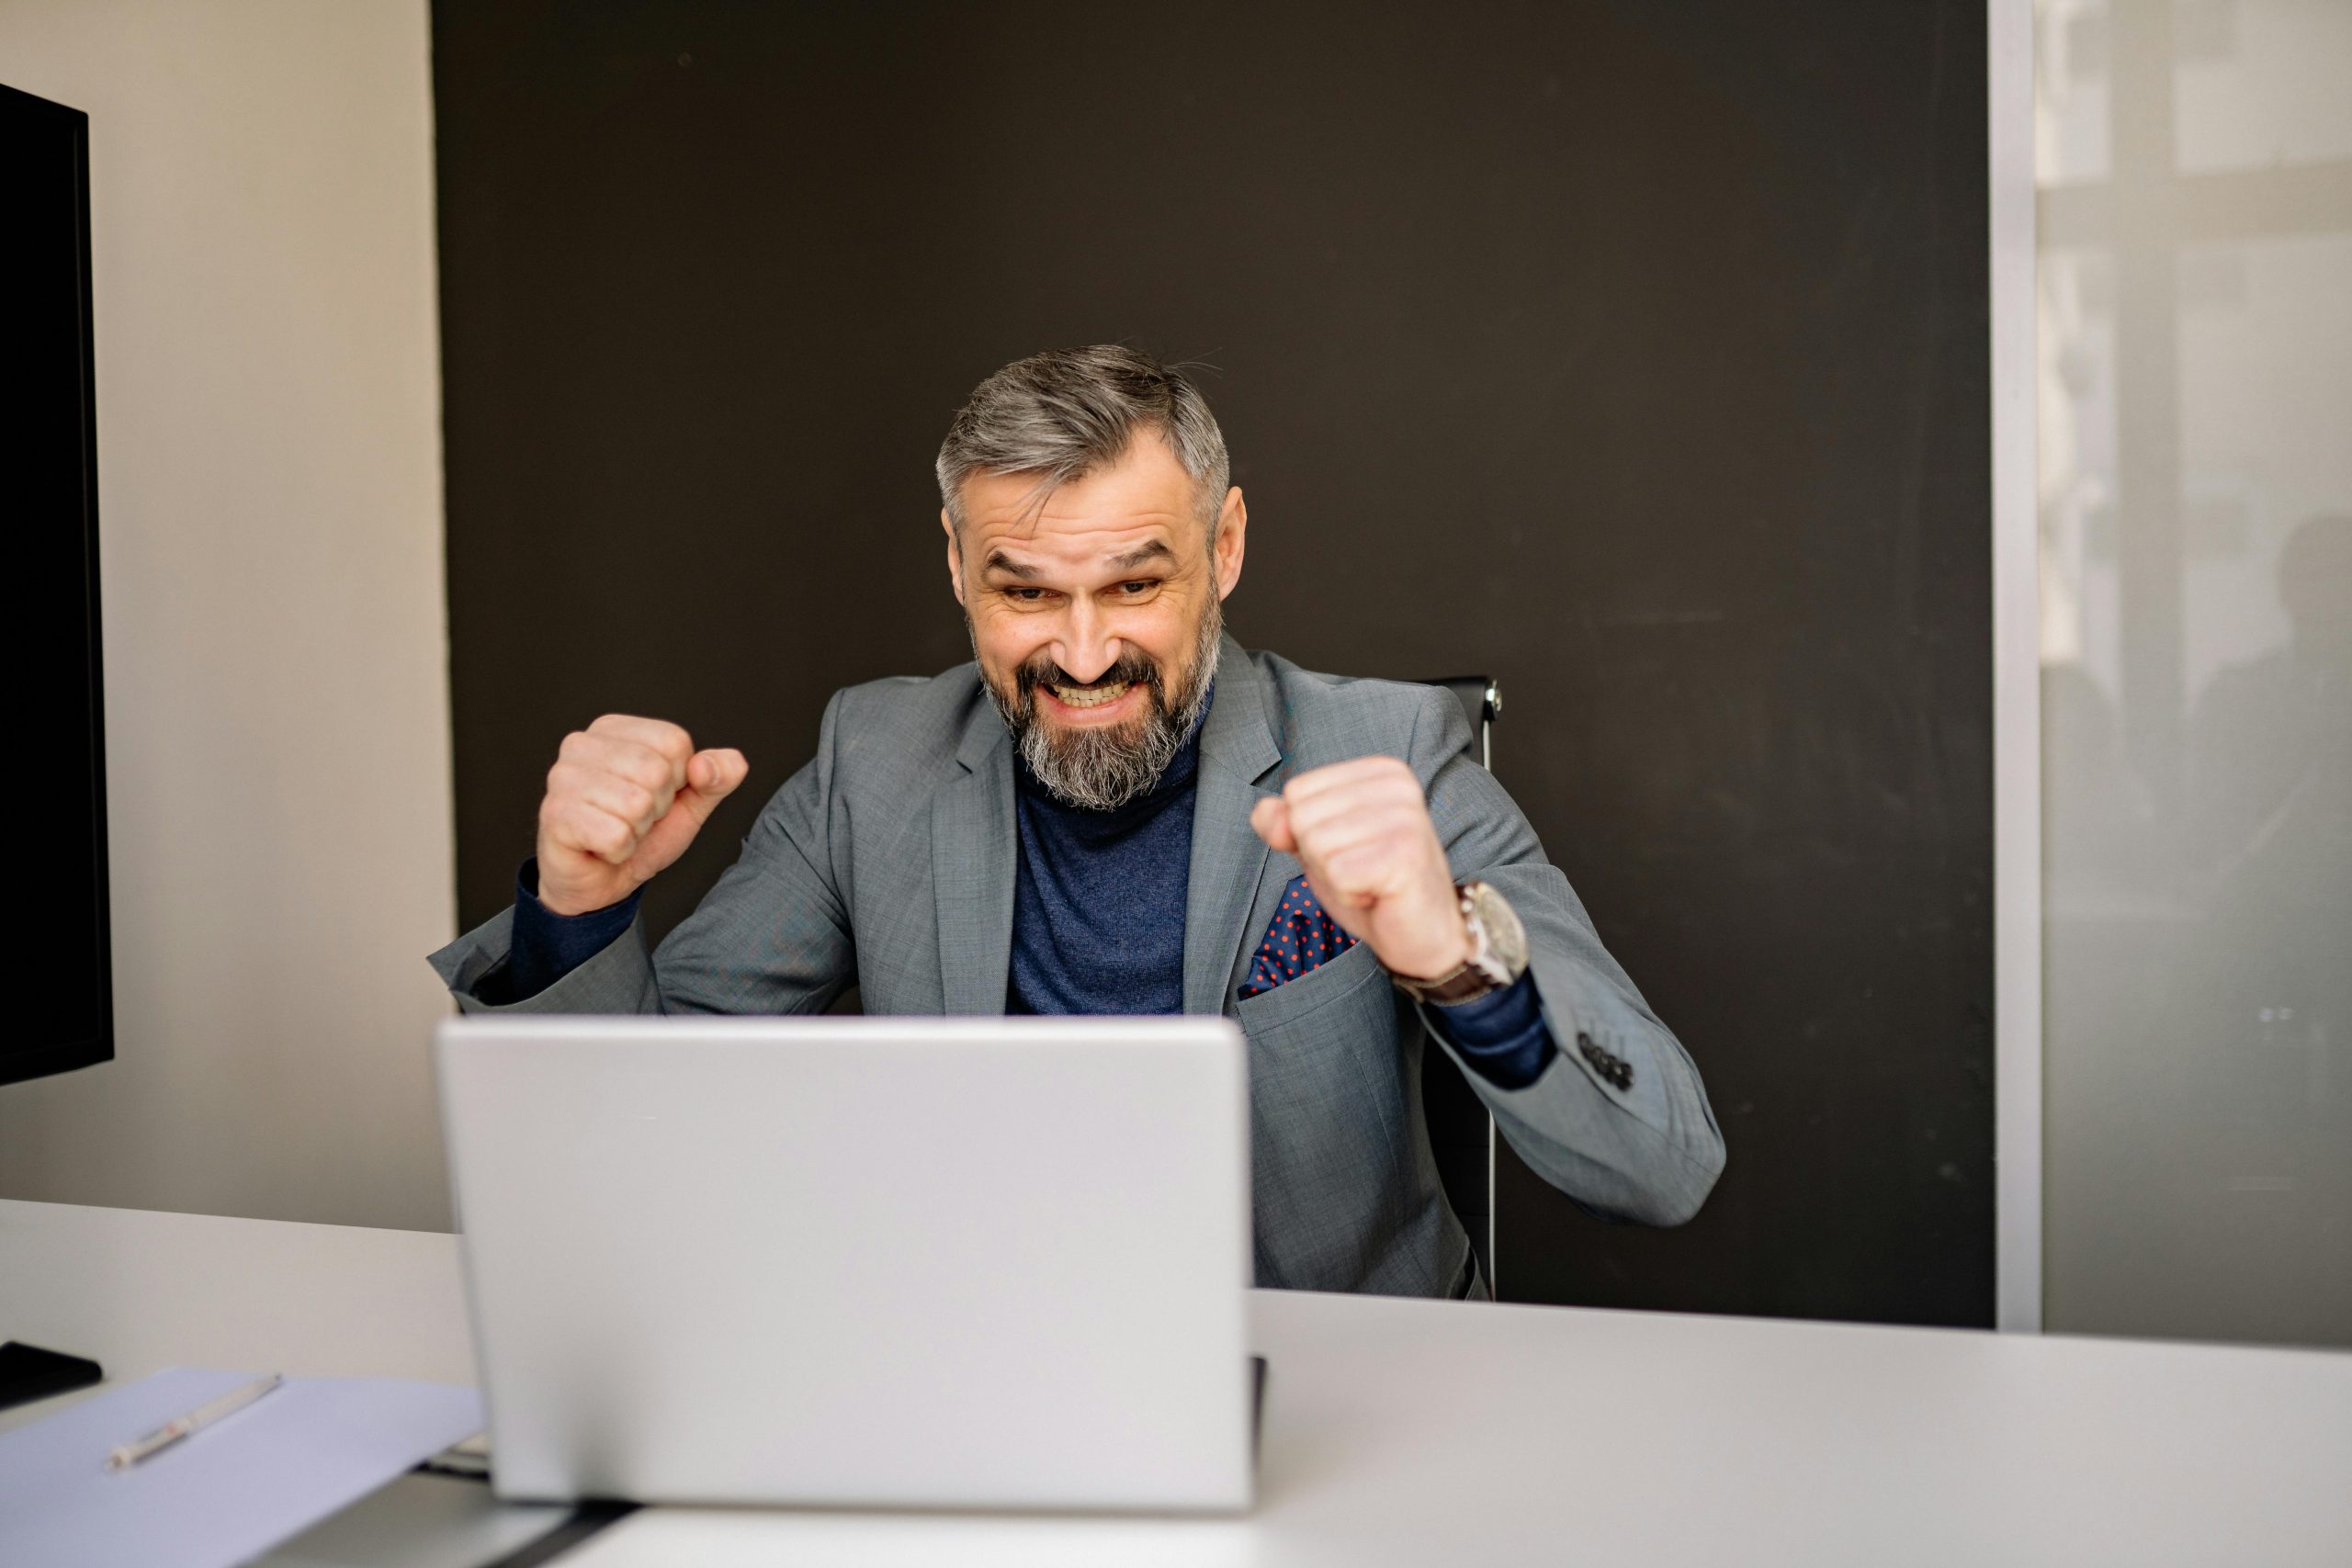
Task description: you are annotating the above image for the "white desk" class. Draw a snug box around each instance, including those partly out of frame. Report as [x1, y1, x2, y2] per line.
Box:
[5, 1200, 2349, 1566]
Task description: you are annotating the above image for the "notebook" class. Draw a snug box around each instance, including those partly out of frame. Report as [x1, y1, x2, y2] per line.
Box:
[0, 1366, 484, 1568]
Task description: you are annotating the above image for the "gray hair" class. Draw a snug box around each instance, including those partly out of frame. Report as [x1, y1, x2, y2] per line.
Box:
[935, 344, 1231, 536]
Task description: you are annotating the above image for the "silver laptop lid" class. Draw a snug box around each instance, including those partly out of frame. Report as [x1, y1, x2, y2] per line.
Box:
[435, 1015, 1252, 1512]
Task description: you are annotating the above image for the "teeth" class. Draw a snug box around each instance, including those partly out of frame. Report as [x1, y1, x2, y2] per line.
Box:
[1050, 681, 1130, 709]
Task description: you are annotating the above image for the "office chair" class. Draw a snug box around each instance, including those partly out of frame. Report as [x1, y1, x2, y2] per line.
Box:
[1418, 677, 1502, 1295]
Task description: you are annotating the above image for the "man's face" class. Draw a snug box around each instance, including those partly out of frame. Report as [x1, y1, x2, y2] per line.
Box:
[944, 432, 1247, 808]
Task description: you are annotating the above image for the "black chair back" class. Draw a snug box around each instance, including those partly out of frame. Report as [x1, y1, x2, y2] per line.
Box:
[1418, 677, 1501, 1291]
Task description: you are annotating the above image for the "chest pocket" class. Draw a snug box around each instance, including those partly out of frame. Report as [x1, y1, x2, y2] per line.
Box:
[1232, 941, 1420, 1285]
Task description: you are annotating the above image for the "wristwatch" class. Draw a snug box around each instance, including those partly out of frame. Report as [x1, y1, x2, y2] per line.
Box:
[1392, 881, 1529, 1006]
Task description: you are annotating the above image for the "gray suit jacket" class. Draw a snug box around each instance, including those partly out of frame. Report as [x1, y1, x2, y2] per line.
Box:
[429, 637, 1725, 1298]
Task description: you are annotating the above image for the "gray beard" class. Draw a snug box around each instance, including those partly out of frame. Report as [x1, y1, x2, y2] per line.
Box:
[979, 601, 1223, 813]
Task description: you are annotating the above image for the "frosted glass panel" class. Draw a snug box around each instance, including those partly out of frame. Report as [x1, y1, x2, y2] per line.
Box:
[2037, 0, 2114, 185]
[2037, 0, 2352, 1348]
[2174, 0, 2352, 173]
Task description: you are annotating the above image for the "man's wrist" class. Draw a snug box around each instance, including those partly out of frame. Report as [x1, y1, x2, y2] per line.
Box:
[1393, 882, 1527, 1005]
[1387, 908, 1476, 984]
[504, 858, 641, 1002]
[522, 856, 634, 919]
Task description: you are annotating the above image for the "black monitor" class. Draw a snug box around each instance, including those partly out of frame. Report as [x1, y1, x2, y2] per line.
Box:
[1, 82, 113, 1085]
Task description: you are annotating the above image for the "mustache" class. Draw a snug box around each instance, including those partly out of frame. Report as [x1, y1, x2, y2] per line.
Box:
[1013, 648, 1165, 702]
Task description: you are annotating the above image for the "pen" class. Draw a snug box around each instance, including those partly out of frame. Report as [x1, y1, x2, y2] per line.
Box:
[107, 1373, 285, 1471]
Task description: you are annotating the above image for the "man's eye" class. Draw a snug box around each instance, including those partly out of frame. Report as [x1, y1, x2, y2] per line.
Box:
[1116, 581, 1156, 596]
[1006, 587, 1049, 603]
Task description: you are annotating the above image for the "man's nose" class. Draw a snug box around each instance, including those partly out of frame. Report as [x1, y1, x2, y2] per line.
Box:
[1052, 599, 1119, 683]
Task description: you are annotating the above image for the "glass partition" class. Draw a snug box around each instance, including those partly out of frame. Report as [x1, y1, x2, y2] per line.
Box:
[2036, 0, 2352, 1348]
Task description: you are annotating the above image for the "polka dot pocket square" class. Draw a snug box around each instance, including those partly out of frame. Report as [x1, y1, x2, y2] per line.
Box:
[1238, 874, 1362, 999]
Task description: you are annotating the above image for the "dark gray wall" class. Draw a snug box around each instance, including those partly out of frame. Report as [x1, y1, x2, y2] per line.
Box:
[433, 0, 1993, 1327]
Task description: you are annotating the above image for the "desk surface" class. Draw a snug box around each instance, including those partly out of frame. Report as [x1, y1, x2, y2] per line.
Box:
[4, 1199, 2349, 1566]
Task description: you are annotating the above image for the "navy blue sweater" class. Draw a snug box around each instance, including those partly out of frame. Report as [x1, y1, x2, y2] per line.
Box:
[1005, 716, 1200, 1015]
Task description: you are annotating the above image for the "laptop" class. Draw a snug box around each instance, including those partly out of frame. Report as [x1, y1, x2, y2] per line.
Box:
[434, 1015, 1255, 1512]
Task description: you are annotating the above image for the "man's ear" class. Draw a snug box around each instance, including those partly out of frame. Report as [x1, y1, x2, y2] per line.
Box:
[1213, 487, 1248, 601]
[941, 508, 966, 607]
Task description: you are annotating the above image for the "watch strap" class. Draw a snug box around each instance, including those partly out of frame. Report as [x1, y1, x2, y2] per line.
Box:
[1396, 962, 1505, 1007]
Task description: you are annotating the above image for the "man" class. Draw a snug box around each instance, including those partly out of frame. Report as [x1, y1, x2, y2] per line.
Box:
[430, 344, 1724, 1299]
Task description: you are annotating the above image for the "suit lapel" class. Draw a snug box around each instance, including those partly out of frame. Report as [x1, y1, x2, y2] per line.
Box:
[1182, 637, 1286, 1016]
[934, 697, 1017, 1015]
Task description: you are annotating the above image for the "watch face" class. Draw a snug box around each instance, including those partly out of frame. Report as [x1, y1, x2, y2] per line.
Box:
[1466, 882, 1530, 976]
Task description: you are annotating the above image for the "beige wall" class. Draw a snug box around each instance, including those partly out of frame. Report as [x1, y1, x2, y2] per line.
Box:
[0, 0, 458, 1230]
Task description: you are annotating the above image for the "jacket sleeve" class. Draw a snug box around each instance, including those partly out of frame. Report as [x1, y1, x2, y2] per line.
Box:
[425, 692, 858, 1017]
[1408, 687, 1726, 1225]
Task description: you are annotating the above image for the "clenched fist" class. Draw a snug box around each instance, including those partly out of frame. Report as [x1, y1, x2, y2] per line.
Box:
[536, 715, 749, 916]
[1248, 756, 1469, 982]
